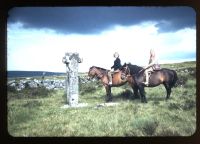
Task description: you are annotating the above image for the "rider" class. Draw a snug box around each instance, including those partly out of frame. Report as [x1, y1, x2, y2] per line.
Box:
[143, 48, 160, 86]
[108, 52, 122, 85]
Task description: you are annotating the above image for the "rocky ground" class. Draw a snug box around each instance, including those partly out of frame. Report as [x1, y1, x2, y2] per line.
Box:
[7, 67, 195, 91]
[7, 75, 92, 91]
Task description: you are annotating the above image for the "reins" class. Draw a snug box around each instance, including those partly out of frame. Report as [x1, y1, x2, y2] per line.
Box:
[138, 68, 145, 74]
[90, 67, 113, 86]
[122, 66, 131, 77]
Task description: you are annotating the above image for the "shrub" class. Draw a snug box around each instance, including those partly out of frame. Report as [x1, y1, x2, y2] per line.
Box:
[184, 79, 196, 88]
[115, 89, 133, 100]
[7, 86, 54, 100]
[79, 81, 101, 95]
[157, 127, 181, 136]
[182, 99, 196, 110]
[168, 102, 181, 110]
[22, 100, 42, 108]
[28, 86, 54, 98]
[176, 75, 188, 87]
[131, 117, 159, 136]
[168, 99, 195, 111]
[7, 85, 17, 93]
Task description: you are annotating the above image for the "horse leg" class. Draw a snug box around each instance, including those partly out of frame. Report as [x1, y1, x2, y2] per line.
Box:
[138, 85, 147, 103]
[132, 86, 140, 99]
[164, 83, 171, 100]
[105, 86, 112, 102]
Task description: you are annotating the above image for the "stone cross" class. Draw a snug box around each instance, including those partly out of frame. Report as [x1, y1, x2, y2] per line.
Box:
[62, 52, 82, 107]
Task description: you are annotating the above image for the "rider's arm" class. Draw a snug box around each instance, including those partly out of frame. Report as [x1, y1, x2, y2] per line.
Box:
[111, 61, 115, 69]
[148, 60, 156, 67]
[145, 58, 157, 69]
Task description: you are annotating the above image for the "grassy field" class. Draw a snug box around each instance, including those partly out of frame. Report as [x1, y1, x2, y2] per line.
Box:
[7, 61, 196, 136]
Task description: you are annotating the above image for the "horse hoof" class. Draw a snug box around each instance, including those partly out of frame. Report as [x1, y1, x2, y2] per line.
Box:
[106, 98, 112, 102]
[141, 100, 147, 103]
[165, 97, 170, 101]
[134, 96, 140, 99]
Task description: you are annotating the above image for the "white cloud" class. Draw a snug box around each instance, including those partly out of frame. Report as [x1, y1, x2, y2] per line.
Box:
[7, 22, 196, 72]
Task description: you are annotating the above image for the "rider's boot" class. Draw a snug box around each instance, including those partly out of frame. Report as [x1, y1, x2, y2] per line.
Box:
[108, 71, 112, 85]
[143, 72, 149, 86]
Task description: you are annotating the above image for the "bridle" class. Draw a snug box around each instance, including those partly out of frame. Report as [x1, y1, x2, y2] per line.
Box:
[121, 65, 131, 79]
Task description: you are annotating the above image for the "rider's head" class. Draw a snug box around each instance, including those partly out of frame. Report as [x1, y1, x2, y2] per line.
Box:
[150, 48, 155, 56]
[114, 52, 119, 58]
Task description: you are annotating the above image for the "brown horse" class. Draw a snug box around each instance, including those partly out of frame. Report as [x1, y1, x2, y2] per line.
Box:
[88, 66, 137, 102]
[121, 63, 178, 103]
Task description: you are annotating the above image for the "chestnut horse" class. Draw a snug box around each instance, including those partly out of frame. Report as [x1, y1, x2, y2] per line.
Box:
[88, 66, 137, 102]
[121, 63, 178, 103]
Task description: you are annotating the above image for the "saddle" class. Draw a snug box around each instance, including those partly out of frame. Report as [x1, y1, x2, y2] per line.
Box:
[108, 70, 120, 78]
[144, 66, 161, 80]
[153, 64, 161, 71]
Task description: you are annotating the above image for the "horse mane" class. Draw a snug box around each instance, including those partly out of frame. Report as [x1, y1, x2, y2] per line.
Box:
[126, 63, 143, 75]
[90, 66, 108, 71]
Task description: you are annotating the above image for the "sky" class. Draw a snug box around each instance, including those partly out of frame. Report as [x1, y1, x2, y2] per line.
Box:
[7, 7, 196, 72]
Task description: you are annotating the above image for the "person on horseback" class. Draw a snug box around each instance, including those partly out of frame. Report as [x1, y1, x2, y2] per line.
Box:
[143, 48, 160, 86]
[108, 52, 122, 85]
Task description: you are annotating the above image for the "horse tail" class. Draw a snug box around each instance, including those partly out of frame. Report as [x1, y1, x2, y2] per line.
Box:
[171, 70, 178, 87]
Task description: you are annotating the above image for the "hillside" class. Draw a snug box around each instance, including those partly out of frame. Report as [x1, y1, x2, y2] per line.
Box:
[7, 71, 65, 78]
[7, 61, 196, 136]
[7, 61, 196, 78]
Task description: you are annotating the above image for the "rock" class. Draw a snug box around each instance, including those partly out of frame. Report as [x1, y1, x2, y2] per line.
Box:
[16, 82, 25, 91]
[7, 74, 97, 91]
[94, 102, 120, 109]
[9, 82, 16, 87]
[8, 80, 16, 85]
[61, 103, 88, 109]
[28, 81, 38, 88]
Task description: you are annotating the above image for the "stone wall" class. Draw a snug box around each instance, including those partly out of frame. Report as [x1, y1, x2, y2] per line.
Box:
[7, 76, 93, 91]
[7, 79, 65, 91]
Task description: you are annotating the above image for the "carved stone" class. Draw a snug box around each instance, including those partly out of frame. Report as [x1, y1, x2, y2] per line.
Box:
[62, 52, 82, 107]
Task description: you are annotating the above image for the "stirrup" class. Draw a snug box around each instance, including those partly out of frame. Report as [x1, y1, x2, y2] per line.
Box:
[142, 81, 149, 86]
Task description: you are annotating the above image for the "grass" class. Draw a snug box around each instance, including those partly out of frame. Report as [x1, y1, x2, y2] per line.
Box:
[7, 86, 55, 100]
[7, 61, 196, 136]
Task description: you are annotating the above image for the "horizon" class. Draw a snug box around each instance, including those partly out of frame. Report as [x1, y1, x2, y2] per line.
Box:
[8, 60, 196, 73]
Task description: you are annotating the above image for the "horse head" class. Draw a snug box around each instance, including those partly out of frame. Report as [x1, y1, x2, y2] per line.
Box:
[120, 63, 131, 79]
[88, 66, 96, 80]
[88, 66, 108, 81]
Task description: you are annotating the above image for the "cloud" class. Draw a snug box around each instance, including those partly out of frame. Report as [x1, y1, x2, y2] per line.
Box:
[8, 7, 195, 34]
[7, 21, 196, 72]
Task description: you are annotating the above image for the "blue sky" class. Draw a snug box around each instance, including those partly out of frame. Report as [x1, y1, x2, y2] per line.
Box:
[7, 7, 196, 72]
